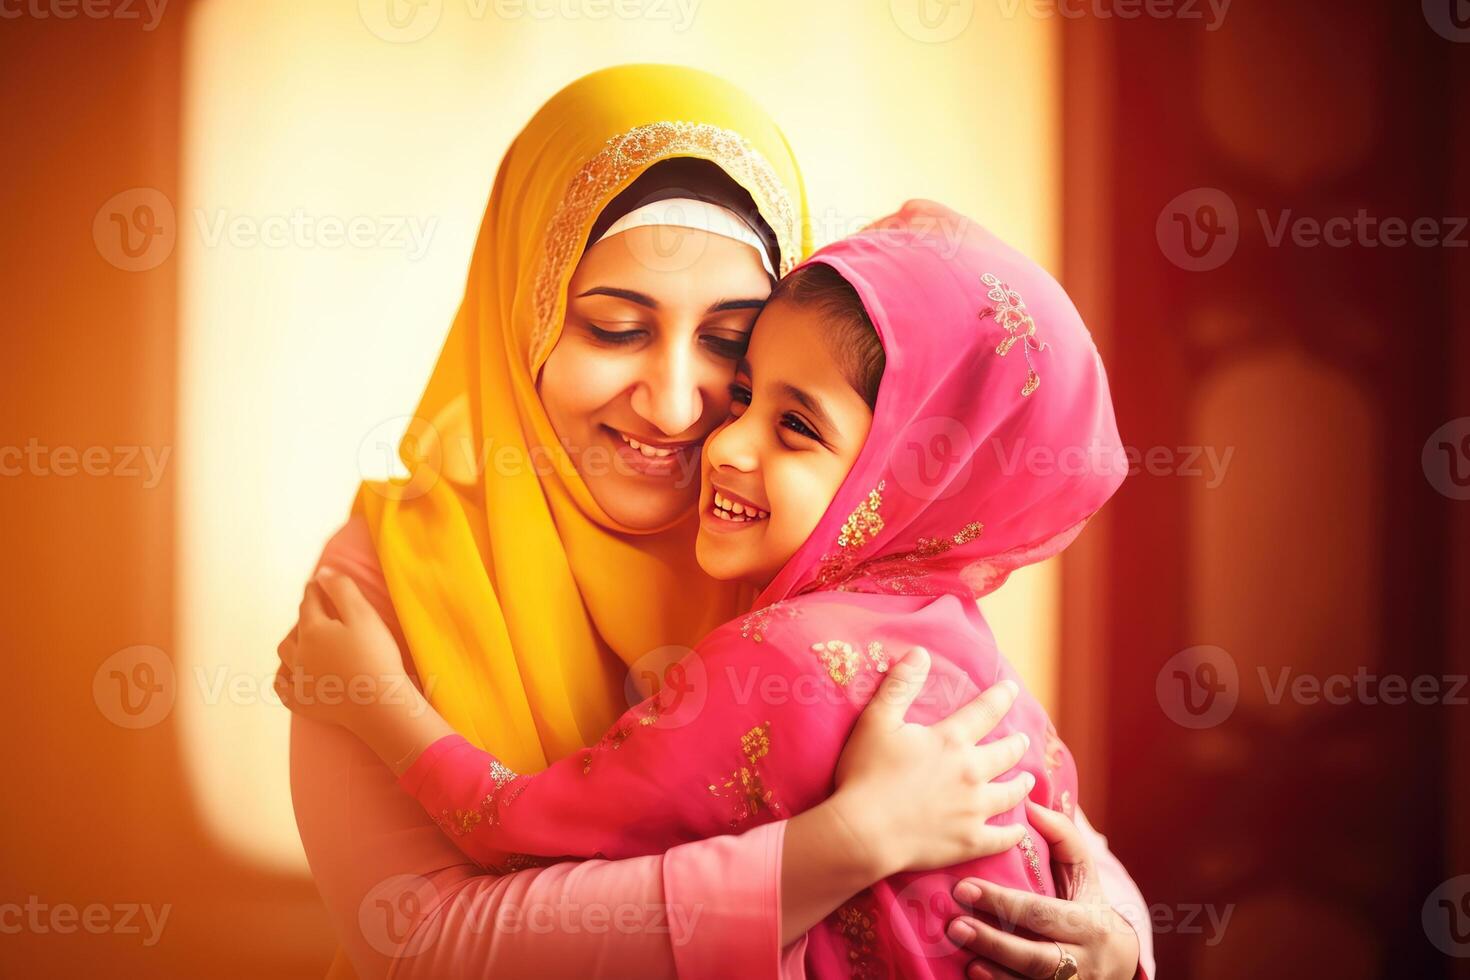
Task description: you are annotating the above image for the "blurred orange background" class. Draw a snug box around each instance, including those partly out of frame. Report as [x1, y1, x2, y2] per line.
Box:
[2, 0, 1465, 977]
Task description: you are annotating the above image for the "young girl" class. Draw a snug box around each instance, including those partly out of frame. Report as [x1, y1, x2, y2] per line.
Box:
[284, 199, 1126, 977]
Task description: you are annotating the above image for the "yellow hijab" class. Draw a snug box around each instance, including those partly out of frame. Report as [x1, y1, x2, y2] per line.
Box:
[355, 65, 811, 775]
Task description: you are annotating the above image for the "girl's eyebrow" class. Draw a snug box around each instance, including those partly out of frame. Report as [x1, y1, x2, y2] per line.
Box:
[708, 298, 766, 313]
[777, 381, 837, 435]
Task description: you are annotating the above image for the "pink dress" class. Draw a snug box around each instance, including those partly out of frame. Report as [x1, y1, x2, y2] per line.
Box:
[292, 519, 1155, 978]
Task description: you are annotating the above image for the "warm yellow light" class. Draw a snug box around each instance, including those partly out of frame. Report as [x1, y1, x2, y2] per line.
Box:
[179, 0, 1058, 870]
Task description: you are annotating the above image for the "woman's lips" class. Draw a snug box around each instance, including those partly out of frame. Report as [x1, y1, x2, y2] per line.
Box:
[605, 426, 702, 479]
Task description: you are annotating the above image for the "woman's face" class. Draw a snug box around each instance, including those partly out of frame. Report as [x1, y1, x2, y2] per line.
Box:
[694, 299, 875, 588]
[538, 225, 773, 530]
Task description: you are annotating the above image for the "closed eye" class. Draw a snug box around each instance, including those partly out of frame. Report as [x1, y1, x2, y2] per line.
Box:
[587, 323, 647, 345]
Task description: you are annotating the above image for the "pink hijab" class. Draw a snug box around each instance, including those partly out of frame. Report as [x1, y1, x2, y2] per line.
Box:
[400, 200, 1127, 977]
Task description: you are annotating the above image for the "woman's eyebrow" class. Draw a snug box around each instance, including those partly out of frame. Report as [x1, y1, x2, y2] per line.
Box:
[576, 286, 658, 309]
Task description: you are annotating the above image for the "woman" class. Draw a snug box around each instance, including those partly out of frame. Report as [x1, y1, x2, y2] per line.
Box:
[286, 65, 1153, 979]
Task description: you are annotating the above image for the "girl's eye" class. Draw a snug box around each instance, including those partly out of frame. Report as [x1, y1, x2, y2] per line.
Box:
[781, 414, 819, 441]
[701, 332, 750, 360]
[587, 323, 647, 345]
[727, 381, 751, 415]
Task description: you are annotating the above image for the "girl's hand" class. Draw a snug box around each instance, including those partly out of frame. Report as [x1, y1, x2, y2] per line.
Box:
[827, 647, 1032, 880]
[274, 570, 415, 737]
[947, 800, 1142, 980]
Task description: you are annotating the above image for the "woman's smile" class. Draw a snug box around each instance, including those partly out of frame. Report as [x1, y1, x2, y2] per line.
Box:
[603, 424, 704, 478]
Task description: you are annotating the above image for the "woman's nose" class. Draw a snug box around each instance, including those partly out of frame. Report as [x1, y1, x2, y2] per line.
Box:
[629, 344, 704, 435]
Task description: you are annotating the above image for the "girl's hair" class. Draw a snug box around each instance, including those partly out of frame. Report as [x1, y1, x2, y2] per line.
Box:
[768, 263, 886, 409]
[586, 158, 780, 274]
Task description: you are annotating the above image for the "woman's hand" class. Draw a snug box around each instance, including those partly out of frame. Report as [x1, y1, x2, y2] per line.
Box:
[827, 647, 1033, 881]
[274, 569, 416, 737]
[947, 800, 1142, 980]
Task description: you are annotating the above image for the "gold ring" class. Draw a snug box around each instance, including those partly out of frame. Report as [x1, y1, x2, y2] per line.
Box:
[1051, 942, 1080, 980]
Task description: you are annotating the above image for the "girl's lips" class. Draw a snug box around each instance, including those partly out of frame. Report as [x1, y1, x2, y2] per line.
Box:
[701, 483, 770, 533]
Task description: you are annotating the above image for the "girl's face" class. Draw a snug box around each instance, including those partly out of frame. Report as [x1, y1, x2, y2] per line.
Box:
[695, 299, 875, 587]
[538, 225, 773, 530]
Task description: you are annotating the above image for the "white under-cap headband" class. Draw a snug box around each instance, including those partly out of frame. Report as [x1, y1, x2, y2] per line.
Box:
[593, 197, 777, 278]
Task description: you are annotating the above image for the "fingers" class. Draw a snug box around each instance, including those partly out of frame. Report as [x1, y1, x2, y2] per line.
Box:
[946, 915, 1074, 979]
[1025, 800, 1091, 866]
[972, 730, 1030, 782]
[979, 770, 1037, 818]
[936, 678, 1019, 745]
[314, 568, 371, 627]
[299, 578, 329, 627]
[865, 646, 931, 726]
[955, 879, 1096, 944]
[277, 628, 298, 669]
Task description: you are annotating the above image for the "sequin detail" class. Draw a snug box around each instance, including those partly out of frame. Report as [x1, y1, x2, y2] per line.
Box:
[810, 640, 891, 686]
[531, 121, 800, 367]
[1018, 830, 1046, 891]
[816, 519, 985, 594]
[833, 893, 885, 979]
[838, 481, 886, 549]
[708, 722, 780, 828]
[740, 600, 803, 643]
[979, 272, 1048, 397]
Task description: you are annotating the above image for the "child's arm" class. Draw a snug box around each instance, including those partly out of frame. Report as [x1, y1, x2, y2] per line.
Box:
[275, 568, 454, 775]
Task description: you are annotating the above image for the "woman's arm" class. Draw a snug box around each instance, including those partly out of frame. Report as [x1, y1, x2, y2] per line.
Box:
[289, 519, 803, 979]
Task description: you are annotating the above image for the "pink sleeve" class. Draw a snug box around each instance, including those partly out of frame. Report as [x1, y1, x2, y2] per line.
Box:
[289, 518, 794, 979]
[1073, 805, 1154, 980]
